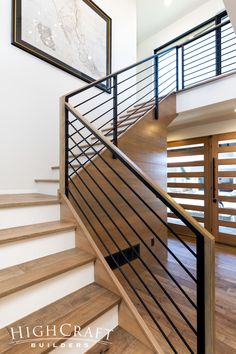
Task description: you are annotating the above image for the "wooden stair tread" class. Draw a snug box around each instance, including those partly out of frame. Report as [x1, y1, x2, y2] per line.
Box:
[0, 248, 95, 298]
[52, 165, 80, 170]
[127, 105, 153, 114]
[88, 327, 154, 354]
[102, 126, 126, 133]
[0, 194, 59, 208]
[69, 152, 94, 157]
[0, 283, 120, 353]
[35, 179, 59, 183]
[0, 220, 76, 245]
[134, 100, 155, 108]
[119, 112, 144, 120]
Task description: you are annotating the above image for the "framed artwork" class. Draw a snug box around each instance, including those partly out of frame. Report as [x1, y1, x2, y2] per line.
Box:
[12, 0, 112, 91]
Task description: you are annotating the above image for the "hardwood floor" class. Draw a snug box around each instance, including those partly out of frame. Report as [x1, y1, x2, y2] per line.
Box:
[114, 239, 236, 354]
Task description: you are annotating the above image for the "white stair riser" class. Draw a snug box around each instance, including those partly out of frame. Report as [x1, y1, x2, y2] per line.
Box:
[0, 230, 75, 269]
[0, 263, 94, 328]
[52, 306, 118, 353]
[0, 204, 60, 229]
[35, 182, 59, 196]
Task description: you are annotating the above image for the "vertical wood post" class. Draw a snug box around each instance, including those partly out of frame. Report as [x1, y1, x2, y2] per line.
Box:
[60, 96, 66, 196]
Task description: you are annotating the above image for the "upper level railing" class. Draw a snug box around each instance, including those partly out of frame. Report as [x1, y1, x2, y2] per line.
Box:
[157, 18, 235, 89]
[59, 19, 224, 354]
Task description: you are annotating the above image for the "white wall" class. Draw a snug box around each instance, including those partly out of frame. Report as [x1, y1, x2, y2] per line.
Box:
[138, 0, 225, 59]
[177, 73, 236, 112]
[224, 0, 236, 34]
[0, 0, 137, 193]
[168, 73, 236, 141]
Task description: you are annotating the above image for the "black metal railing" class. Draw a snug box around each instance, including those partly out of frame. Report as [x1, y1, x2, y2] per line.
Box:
[60, 20, 222, 354]
[157, 18, 236, 89]
[62, 102, 214, 354]
[64, 47, 177, 165]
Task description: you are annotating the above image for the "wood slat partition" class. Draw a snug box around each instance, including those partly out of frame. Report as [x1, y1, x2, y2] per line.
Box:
[169, 132, 236, 246]
[167, 137, 211, 237]
[212, 132, 236, 246]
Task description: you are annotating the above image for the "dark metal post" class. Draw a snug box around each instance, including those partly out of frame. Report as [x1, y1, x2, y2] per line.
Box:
[154, 55, 159, 120]
[65, 98, 69, 197]
[182, 46, 185, 89]
[176, 47, 179, 91]
[216, 19, 222, 76]
[197, 235, 206, 354]
[113, 74, 118, 148]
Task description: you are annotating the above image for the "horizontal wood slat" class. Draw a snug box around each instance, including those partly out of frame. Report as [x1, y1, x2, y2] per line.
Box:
[218, 208, 236, 216]
[218, 158, 236, 165]
[218, 220, 236, 228]
[168, 182, 204, 189]
[169, 192, 205, 200]
[218, 195, 236, 202]
[217, 184, 236, 190]
[218, 171, 236, 177]
[218, 145, 236, 153]
[168, 161, 205, 167]
[168, 139, 205, 148]
[168, 148, 204, 158]
[168, 172, 204, 178]
[168, 213, 204, 222]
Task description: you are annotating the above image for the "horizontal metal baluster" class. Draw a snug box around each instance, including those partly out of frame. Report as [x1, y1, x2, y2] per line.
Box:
[117, 63, 155, 85]
[67, 105, 197, 257]
[68, 151, 197, 334]
[68, 127, 198, 282]
[69, 184, 180, 354]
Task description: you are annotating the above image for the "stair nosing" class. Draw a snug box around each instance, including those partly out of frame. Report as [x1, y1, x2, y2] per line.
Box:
[0, 249, 96, 299]
[0, 221, 76, 245]
[35, 179, 59, 184]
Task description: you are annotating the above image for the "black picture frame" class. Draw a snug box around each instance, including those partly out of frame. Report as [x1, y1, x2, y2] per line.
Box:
[12, 0, 112, 92]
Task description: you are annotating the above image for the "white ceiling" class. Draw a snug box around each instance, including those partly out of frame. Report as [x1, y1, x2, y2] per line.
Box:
[137, 0, 208, 43]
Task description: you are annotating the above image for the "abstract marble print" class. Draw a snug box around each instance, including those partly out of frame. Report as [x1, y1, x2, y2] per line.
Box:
[19, 0, 110, 82]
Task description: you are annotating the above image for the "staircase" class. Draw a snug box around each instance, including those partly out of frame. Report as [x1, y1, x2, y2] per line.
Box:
[59, 49, 215, 354]
[1, 51, 216, 353]
[0, 193, 157, 353]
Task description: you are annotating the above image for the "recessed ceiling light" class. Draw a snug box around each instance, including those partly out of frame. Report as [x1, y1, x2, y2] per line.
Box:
[164, 0, 172, 7]
[234, 109, 236, 112]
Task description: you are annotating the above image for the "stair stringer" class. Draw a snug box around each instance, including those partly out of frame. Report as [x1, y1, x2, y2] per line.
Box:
[60, 194, 164, 354]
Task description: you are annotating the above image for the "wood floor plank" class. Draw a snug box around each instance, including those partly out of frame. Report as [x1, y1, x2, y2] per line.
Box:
[114, 239, 236, 354]
[87, 326, 154, 354]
